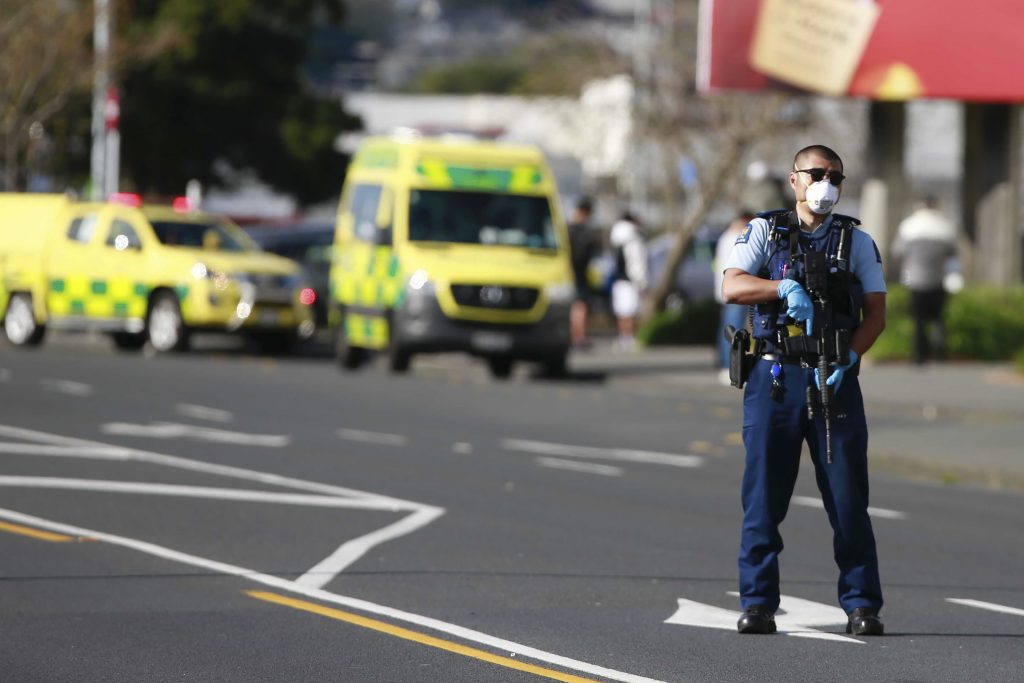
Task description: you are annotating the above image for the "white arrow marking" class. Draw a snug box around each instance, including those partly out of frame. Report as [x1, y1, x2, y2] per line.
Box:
[41, 379, 94, 397]
[175, 403, 234, 423]
[102, 421, 288, 447]
[666, 593, 862, 644]
[337, 428, 408, 446]
[535, 457, 624, 477]
[947, 598, 1024, 617]
[502, 438, 702, 468]
[791, 495, 906, 520]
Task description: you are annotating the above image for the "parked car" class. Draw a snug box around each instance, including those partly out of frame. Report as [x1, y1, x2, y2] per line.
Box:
[244, 222, 333, 327]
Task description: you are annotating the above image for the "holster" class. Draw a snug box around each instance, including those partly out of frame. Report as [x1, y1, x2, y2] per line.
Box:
[726, 326, 756, 389]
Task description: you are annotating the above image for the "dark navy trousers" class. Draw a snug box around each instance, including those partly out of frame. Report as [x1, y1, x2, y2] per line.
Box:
[738, 358, 883, 614]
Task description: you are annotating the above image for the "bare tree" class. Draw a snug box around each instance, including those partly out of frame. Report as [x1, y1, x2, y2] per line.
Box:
[634, 0, 806, 317]
[0, 0, 95, 190]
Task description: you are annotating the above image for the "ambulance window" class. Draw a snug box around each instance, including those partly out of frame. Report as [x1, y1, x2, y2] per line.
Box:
[350, 184, 382, 244]
[66, 214, 99, 244]
[106, 220, 142, 251]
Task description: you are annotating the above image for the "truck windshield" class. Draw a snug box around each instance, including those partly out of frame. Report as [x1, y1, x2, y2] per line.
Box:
[408, 189, 558, 250]
[150, 220, 254, 252]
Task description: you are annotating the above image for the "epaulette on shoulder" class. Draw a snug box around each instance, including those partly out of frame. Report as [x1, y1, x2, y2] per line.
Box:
[831, 213, 861, 227]
[755, 209, 791, 238]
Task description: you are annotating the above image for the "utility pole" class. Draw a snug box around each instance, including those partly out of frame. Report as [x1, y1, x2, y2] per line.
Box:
[90, 0, 116, 200]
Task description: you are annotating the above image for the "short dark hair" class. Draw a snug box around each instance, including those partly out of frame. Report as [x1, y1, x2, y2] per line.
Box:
[575, 196, 593, 213]
[793, 145, 843, 170]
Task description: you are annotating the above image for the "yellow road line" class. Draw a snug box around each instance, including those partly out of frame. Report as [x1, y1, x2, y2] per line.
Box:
[0, 520, 74, 542]
[246, 590, 606, 683]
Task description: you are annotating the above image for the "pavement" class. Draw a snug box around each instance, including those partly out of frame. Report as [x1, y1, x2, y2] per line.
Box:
[568, 340, 1024, 493]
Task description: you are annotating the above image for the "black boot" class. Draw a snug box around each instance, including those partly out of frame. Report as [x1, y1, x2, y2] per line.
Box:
[737, 605, 777, 634]
[846, 607, 884, 636]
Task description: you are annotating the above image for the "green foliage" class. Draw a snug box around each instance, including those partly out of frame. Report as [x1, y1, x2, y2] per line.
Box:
[637, 300, 721, 346]
[872, 286, 1024, 362]
[413, 60, 524, 95]
[1013, 346, 1024, 374]
[119, 0, 361, 205]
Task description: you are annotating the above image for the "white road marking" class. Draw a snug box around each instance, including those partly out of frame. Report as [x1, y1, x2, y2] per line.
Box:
[0, 476, 407, 510]
[0, 423, 440, 579]
[41, 379, 94, 397]
[0, 507, 668, 683]
[502, 438, 702, 468]
[946, 598, 1024, 617]
[175, 403, 234, 423]
[296, 506, 445, 589]
[336, 428, 408, 446]
[666, 593, 862, 644]
[0, 443, 132, 459]
[535, 457, 624, 477]
[791, 495, 907, 520]
[102, 421, 289, 447]
[452, 442, 474, 454]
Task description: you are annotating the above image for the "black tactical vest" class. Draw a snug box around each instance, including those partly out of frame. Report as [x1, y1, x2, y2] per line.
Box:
[751, 210, 865, 344]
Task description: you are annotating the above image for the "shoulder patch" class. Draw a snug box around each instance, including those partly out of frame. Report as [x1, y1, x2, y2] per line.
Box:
[735, 222, 753, 245]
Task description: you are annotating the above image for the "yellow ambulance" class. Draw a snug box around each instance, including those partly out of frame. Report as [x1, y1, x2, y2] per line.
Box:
[0, 193, 315, 352]
[330, 135, 574, 378]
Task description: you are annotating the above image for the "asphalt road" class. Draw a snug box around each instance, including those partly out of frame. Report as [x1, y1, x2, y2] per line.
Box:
[1, 337, 1022, 683]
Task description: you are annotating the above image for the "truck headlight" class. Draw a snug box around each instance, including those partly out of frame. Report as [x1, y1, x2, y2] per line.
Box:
[544, 281, 575, 304]
[407, 269, 435, 295]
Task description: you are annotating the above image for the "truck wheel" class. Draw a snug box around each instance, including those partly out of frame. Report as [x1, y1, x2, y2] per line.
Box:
[334, 309, 365, 370]
[111, 332, 147, 351]
[3, 293, 46, 347]
[487, 357, 513, 380]
[147, 291, 189, 352]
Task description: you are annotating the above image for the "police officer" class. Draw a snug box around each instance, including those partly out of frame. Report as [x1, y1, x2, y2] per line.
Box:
[722, 145, 887, 636]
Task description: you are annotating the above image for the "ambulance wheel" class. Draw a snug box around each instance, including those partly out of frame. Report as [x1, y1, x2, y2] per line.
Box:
[386, 313, 411, 373]
[334, 311, 365, 370]
[487, 357, 514, 380]
[111, 332, 147, 351]
[3, 293, 45, 347]
[147, 291, 189, 352]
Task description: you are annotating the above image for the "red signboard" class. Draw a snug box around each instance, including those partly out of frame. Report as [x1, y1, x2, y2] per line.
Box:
[698, 0, 1024, 102]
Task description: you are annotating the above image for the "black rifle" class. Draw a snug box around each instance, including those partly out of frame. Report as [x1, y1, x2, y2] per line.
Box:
[776, 250, 850, 463]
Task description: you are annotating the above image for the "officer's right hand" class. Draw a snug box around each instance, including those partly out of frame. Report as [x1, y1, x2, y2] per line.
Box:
[777, 279, 813, 335]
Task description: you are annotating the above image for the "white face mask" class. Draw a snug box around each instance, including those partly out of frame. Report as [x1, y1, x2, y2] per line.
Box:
[805, 180, 839, 215]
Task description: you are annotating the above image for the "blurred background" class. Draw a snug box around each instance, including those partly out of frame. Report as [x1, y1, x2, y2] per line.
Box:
[3, 0, 1023, 365]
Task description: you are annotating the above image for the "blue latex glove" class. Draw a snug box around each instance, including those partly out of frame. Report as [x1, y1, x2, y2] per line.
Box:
[816, 349, 859, 394]
[777, 279, 813, 335]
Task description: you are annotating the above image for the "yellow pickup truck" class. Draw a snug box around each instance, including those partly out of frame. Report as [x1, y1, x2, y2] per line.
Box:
[330, 136, 574, 378]
[0, 193, 315, 352]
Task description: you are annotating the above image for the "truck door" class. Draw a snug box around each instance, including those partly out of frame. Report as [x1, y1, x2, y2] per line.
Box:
[45, 209, 102, 323]
[96, 213, 151, 331]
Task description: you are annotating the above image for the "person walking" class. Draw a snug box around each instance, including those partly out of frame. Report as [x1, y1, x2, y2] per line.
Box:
[891, 196, 959, 364]
[721, 145, 888, 636]
[567, 197, 599, 349]
[608, 212, 647, 350]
